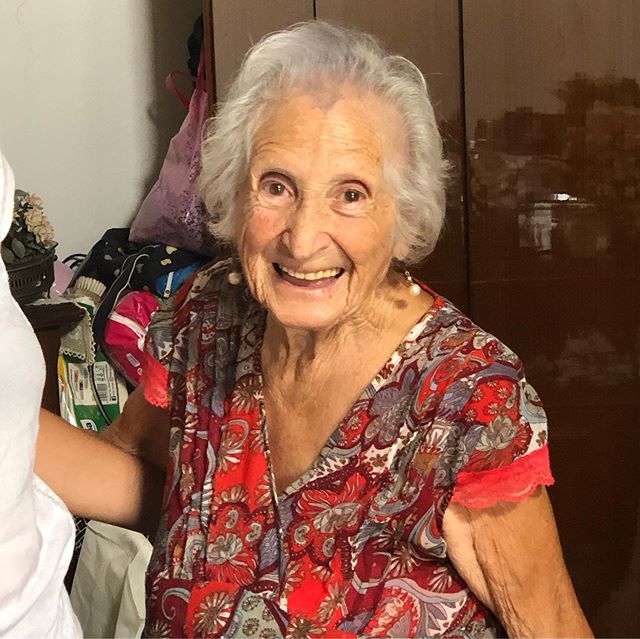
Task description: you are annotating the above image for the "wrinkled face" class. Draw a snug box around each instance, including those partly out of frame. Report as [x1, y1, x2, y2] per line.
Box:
[235, 87, 406, 332]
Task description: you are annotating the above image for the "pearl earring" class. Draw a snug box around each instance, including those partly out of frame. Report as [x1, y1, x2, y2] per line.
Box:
[227, 270, 242, 285]
[404, 270, 421, 297]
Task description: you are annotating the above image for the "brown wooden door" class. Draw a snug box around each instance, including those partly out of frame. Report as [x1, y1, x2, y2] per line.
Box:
[462, 1, 640, 635]
[206, 0, 315, 102]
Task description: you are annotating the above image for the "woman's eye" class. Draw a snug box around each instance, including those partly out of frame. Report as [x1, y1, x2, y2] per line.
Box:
[344, 189, 362, 203]
[268, 182, 286, 196]
[257, 175, 296, 209]
[259, 178, 293, 201]
[332, 185, 369, 215]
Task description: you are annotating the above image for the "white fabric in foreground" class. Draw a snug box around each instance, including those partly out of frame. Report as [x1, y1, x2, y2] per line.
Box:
[0, 150, 81, 638]
[70, 521, 152, 639]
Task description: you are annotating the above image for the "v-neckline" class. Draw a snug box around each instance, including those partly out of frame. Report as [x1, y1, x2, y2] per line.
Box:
[251, 283, 445, 504]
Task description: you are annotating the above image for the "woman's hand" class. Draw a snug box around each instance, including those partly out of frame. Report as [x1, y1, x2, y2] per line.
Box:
[35, 400, 168, 536]
[443, 487, 593, 638]
[99, 385, 171, 472]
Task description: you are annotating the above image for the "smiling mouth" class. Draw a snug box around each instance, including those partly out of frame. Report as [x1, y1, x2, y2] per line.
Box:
[273, 263, 345, 287]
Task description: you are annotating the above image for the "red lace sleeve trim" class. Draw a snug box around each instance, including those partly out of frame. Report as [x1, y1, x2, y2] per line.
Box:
[140, 352, 170, 409]
[451, 445, 555, 509]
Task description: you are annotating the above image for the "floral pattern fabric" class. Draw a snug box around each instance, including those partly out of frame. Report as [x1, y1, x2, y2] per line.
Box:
[141, 259, 554, 638]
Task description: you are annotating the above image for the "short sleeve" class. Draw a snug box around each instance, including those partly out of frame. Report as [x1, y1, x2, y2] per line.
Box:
[449, 366, 554, 509]
[140, 296, 175, 409]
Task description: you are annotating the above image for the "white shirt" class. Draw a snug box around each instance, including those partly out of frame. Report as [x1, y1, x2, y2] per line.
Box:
[0, 151, 81, 638]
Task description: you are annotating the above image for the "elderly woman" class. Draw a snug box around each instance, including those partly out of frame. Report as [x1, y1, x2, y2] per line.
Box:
[39, 20, 592, 639]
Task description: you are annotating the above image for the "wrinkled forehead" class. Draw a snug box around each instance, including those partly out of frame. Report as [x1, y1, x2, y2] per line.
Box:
[248, 85, 407, 179]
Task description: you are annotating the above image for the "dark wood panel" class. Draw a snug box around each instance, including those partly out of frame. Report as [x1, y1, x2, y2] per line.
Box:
[463, 1, 640, 635]
[316, 0, 468, 311]
[208, 0, 315, 101]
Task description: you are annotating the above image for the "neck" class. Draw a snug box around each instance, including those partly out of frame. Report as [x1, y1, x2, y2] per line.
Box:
[261, 271, 424, 379]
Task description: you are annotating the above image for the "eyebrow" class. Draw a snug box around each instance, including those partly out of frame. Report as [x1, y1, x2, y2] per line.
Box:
[257, 167, 297, 183]
[332, 173, 372, 184]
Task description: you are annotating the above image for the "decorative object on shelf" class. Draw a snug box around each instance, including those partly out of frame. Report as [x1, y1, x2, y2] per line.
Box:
[1, 189, 56, 303]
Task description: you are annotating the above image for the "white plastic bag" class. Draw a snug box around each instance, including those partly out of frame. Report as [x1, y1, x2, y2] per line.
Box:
[70, 521, 152, 638]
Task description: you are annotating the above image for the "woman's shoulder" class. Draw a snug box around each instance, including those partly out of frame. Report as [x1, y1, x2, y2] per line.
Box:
[408, 292, 549, 475]
[156, 257, 265, 347]
[413, 290, 524, 384]
[162, 257, 255, 318]
[175, 257, 235, 306]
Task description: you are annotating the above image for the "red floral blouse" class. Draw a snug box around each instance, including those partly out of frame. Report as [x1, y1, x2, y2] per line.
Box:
[141, 259, 554, 638]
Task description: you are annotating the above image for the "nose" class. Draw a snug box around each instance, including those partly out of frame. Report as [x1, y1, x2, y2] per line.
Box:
[280, 196, 331, 260]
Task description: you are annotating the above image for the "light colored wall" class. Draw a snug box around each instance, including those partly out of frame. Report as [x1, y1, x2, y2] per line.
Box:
[0, 0, 202, 260]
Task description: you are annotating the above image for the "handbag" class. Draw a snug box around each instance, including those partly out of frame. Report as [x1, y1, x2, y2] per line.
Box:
[129, 52, 215, 256]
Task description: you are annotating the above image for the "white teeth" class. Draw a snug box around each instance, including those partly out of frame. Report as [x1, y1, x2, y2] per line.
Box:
[278, 264, 342, 280]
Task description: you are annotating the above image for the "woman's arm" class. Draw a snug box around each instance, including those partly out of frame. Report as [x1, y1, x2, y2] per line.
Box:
[443, 487, 593, 638]
[35, 405, 166, 535]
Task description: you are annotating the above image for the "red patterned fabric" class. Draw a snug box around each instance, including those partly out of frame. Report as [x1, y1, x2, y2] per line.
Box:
[141, 259, 554, 638]
[452, 445, 554, 508]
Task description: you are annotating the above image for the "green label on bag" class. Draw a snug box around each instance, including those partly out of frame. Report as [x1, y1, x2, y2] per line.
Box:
[59, 353, 127, 432]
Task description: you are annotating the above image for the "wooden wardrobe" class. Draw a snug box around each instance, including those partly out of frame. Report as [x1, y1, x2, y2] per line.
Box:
[203, 2, 640, 635]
